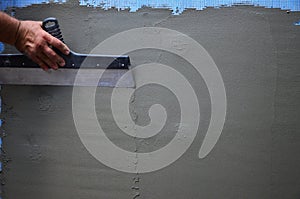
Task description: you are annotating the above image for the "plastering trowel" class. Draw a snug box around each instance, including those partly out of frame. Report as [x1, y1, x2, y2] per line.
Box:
[0, 17, 134, 87]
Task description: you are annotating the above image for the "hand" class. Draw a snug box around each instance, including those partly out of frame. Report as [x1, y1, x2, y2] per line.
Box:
[14, 20, 70, 71]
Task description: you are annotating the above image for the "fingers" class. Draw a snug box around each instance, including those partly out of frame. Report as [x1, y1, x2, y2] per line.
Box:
[40, 33, 70, 70]
[43, 45, 65, 67]
[44, 33, 70, 55]
[31, 56, 49, 71]
[32, 46, 65, 71]
[39, 34, 67, 70]
[38, 52, 58, 70]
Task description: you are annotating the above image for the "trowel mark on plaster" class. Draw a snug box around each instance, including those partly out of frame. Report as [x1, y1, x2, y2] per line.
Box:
[133, 192, 140, 199]
[26, 134, 42, 161]
[84, 13, 96, 53]
[38, 95, 55, 112]
[130, 92, 141, 198]
[152, 15, 172, 27]
[132, 175, 140, 199]
[132, 175, 141, 198]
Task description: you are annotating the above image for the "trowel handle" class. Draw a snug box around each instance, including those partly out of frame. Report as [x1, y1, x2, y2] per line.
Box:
[42, 17, 64, 43]
[42, 17, 71, 64]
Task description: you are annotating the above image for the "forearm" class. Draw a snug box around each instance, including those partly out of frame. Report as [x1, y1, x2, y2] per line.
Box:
[0, 11, 21, 45]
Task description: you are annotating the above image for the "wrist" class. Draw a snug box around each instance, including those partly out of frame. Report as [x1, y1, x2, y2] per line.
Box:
[14, 20, 21, 45]
[0, 12, 22, 45]
[14, 20, 22, 46]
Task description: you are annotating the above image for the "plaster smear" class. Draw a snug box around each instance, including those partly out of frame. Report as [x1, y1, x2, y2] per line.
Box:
[1, 4, 300, 199]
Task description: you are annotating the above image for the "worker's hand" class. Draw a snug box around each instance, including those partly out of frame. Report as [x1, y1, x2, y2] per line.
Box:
[14, 20, 70, 71]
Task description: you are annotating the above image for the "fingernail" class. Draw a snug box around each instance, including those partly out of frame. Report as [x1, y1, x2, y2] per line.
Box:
[65, 50, 70, 55]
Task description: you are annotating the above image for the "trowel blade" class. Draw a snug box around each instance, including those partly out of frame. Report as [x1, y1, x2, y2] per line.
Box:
[0, 67, 135, 88]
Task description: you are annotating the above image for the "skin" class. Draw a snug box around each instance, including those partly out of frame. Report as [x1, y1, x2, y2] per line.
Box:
[0, 11, 70, 70]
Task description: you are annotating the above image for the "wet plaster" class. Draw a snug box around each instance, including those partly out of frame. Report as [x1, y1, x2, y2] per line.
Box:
[0, 4, 300, 199]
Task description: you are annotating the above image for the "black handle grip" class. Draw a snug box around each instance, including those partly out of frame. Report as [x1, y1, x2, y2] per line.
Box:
[42, 17, 64, 43]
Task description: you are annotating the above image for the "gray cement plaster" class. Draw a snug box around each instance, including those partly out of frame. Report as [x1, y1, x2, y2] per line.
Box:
[1, 5, 300, 199]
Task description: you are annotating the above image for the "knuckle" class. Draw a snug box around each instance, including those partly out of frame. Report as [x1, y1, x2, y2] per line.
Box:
[36, 43, 42, 49]
[52, 38, 62, 47]
[49, 51, 57, 58]
[42, 32, 50, 40]
[57, 41, 64, 47]
[43, 47, 56, 58]
[35, 40, 43, 49]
